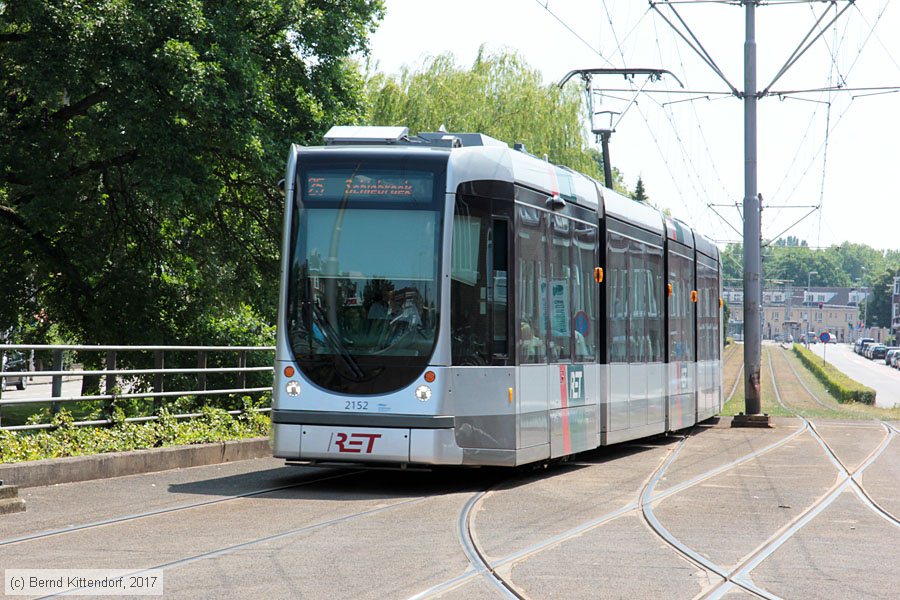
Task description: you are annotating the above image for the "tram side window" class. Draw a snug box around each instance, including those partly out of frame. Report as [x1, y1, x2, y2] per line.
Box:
[668, 252, 695, 362]
[698, 260, 719, 361]
[712, 268, 721, 359]
[517, 207, 546, 364]
[573, 224, 598, 362]
[451, 197, 491, 366]
[646, 244, 664, 362]
[492, 219, 509, 357]
[607, 231, 628, 363]
[628, 239, 648, 363]
[548, 214, 572, 363]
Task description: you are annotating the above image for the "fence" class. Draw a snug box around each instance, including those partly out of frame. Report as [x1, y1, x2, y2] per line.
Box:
[0, 344, 275, 431]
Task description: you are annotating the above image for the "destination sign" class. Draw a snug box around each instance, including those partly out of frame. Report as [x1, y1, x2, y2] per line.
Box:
[304, 169, 433, 201]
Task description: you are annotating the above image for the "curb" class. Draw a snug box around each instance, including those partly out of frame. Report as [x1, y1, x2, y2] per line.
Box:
[0, 438, 271, 489]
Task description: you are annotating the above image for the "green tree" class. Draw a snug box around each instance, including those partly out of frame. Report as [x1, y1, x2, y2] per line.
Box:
[631, 176, 649, 203]
[763, 246, 850, 289]
[721, 243, 743, 283]
[1, 0, 384, 344]
[365, 49, 629, 191]
[863, 267, 898, 329]
[773, 236, 807, 248]
[826, 242, 886, 285]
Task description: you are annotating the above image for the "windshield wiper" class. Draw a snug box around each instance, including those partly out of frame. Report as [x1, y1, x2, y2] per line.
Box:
[310, 304, 365, 380]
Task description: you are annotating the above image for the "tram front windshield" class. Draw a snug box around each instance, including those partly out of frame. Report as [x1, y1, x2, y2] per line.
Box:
[287, 156, 445, 394]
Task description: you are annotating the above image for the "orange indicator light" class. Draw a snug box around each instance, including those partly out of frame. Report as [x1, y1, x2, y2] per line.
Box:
[667, 284, 673, 297]
[691, 290, 698, 303]
[283, 366, 295, 378]
[424, 370, 436, 383]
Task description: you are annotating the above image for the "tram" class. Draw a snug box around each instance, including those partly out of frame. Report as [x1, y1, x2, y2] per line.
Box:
[270, 125, 722, 467]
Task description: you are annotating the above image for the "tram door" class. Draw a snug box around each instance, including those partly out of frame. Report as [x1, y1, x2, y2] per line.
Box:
[516, 200, 600, 460]
[450, 191, 516, 456]
[515, 204, 550, 456]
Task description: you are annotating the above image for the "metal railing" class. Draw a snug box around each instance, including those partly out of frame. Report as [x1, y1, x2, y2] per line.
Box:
[0, 344, 275, 431]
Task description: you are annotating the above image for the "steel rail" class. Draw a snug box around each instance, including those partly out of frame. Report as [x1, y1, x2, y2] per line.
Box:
[414, 420, 809, 599]
[37, 495, 427, 600]
[773, 346, 834, 410]
[704, 347, 897, 597]
[774, 347, 900, 527]
[456, 492, 522, 599]
[0, 470, 359, 547]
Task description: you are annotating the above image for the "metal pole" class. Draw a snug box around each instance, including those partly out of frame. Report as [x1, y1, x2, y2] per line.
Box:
[863, 286, 868, 334]
[808, 270, 817, 347]
[742, 1, 762, 417]
[600, 130, 614, 189]
[105, 350, 116, 419]
[51, 349, 63, 415]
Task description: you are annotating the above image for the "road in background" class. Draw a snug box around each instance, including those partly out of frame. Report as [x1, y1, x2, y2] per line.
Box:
[809, 343, 900, 409]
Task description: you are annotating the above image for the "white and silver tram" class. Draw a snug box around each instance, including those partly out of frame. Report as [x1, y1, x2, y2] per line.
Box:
[270, 125, 723, 467]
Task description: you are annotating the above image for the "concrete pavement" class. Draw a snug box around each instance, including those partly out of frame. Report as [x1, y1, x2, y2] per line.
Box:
[1, 416, 897, 599]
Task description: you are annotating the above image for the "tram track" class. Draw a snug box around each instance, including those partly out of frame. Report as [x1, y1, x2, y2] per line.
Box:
[37, 493, 433, 600]
[413, 421, 812, 599]
[723, 344, 744, 404]
[694, 346, 899, 598]
[0, 469, 363, 548]
[27, 469, 518, 599]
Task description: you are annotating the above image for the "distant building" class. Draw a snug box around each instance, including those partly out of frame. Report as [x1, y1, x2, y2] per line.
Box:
[726, 285, 866, 343]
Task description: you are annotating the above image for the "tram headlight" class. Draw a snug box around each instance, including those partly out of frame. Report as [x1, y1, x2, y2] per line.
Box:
[414, 384, 432, 402]
[285, 380, 301, 397]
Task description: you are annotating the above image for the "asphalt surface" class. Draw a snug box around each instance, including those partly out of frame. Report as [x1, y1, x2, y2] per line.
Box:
[1, 416, 898, 599]
[807, 343, 900, 408]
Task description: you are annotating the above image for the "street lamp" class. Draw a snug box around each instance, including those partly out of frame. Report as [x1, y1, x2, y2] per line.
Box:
[806, 271, 817, 347]
[858, 267, 869, 339]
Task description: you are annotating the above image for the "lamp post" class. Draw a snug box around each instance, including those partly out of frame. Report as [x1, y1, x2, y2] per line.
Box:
[806, 271, 817, 348]
[861, 267, 868, 339]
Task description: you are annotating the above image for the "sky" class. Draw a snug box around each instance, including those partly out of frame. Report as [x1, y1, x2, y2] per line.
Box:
[367, 0, 900, 252]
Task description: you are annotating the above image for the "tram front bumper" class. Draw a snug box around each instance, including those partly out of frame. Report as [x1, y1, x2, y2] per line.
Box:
[271, 422, 465, 466]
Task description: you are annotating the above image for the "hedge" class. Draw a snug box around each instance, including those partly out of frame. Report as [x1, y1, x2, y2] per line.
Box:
[0, 395, 270, 464]
[792, 344, 876, 405]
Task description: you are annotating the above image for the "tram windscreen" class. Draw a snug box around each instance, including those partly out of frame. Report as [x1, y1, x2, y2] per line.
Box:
[287, 160, 445, 394]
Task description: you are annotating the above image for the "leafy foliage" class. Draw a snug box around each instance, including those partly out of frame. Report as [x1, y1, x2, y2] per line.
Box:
[0, 395, 270, 463]
[792, 344, 876, 405]
[0, 0, 384, 345]
[365, 49, 628, 191]
[631, 176, 648, 202]
[723, 239, 900, 327]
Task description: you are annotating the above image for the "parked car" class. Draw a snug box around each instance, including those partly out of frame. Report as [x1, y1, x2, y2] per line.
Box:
[884, 348, 900, 366]
[869, 344, 887, 360]
[860, 341, 876, 357]
[0, 350, 28, 390]
[855, 337, 875, 354]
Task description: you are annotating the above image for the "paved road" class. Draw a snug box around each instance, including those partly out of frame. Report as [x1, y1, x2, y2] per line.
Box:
[0, 376, 83, 401]
[807, 343, 900, 408]
[2, 417, 898, 599]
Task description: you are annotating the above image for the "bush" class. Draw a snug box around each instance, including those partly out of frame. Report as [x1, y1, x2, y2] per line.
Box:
[792, 344, 876, 404]
[0, 394, 271, 464]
